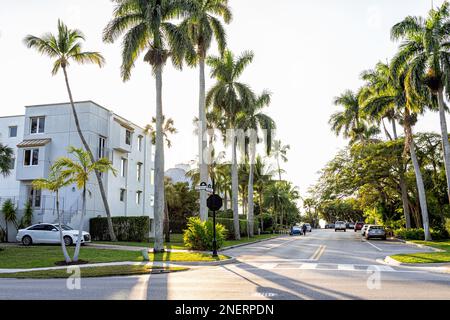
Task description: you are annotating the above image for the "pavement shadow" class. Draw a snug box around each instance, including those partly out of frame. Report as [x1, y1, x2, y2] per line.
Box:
[224, 262, 362, 300]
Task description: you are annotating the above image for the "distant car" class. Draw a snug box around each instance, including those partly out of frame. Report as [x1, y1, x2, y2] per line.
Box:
[16, 223, 91, 246]
[335, 221, 346, 232]
[365, 225, 387, 240]
[290, 226, 303, 236]
[361, 224, 371, 237]
[354, 222, 364, 231]
[304, 223, 312, 232]
[325, 223, 335, 229]
[347, 222, 355, 229]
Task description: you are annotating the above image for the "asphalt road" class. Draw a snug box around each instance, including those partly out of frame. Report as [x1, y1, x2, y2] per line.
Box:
[1, 229, 449, 300]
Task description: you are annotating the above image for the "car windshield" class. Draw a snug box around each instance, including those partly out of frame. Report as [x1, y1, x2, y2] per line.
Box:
[293, 227, 301, 230]
[370, 226, 384, 230]
[54, 225, 73, 231]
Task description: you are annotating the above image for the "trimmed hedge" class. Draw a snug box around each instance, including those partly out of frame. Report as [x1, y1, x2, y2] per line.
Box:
[216, 218, 260, 240]
[394, 228, 450, 241]
[90, 216, 151, 242]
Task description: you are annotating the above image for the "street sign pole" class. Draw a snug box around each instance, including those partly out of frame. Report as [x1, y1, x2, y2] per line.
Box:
[212, 176, 218, 257]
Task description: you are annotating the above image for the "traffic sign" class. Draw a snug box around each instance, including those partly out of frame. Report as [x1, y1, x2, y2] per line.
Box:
[207, 194, 223, 211]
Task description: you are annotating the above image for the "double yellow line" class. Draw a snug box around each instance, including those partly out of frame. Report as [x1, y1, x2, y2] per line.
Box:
[310, 245, 326, 261]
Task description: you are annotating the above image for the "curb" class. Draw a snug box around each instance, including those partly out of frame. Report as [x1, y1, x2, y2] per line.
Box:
[394, 239, 445, 252]
[162, 257, 237, 266]
[383, 256, 450, 273]
[220, 235, 285, 251]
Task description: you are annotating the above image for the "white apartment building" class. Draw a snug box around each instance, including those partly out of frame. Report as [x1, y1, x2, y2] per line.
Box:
[0, 101, 154, 241]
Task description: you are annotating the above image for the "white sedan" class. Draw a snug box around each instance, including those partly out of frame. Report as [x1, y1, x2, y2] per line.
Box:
[16, 223, 91, 246]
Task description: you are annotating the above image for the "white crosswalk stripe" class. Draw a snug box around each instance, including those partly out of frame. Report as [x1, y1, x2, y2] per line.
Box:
[299, 263, 318, 270]
[338, 264, 355, 271]
[239, 262, 399, 272]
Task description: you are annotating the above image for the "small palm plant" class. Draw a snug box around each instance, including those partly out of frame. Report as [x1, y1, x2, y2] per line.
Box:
[23, 20, 118, 242]
[32, 167, 74, 263]
[53, 147, 117, 262]
[1, 199, 17, 243]
[0, 143, 14, 177]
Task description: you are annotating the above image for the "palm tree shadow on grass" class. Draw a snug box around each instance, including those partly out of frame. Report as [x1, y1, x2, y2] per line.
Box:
[222, 263, 362, 300]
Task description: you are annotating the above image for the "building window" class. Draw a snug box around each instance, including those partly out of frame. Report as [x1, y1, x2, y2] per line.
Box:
[125, 130, 132, 145]
[120, 158, 127, 177]
[120, 189, 126, 202]
[136, 191, 142, 205]
[24, 149, 39, 166]
[30, 117, 45, 134]
[137, 135, 143, 151]
[137, 163, 142, 182]
[29, 188, 41, 208]
[9, 126, 18, 137]
[98, 136, 106, 159]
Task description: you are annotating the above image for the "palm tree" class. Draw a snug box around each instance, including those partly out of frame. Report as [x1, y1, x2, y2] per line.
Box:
[237, 91, 276, 236]
[0, 144, 14, 177]
[264, 181, 299, 229]
[145, 116, 178, 148]
[181, 0, 232, 221]
[271, 140, 290, 181]
[32, 168, 73, 263]
[1, 199, 17, 243]
[53, 147, 116, 262]
[361, 59, 431, 239]
[391, 2, 450, 205]
[207, 50, 256, 240]
[103, 0, 194, 252]
[360, 62, 412, 229]
[23, 20, 117, 242]
[146, 117, 177, 243]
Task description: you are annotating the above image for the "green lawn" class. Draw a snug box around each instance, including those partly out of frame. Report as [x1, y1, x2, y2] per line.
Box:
[391, 240, 450, 264]
[223, 233, 281, 247]
[0, 245, 228, 269]
[94, 233, 280, 250]
[0, 265, 188, 279]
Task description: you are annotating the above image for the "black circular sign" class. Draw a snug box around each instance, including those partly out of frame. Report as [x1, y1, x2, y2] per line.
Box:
[207, 194, 223, 211]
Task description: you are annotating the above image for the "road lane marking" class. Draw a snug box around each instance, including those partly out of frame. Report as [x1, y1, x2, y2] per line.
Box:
[338, 264, 355, 271]
[299, 263, 318, 270]
[372, 265, 395, 272]
[365, 241, 383, 251]
[259, 263, 278, 269]
[310, 245, 326, 260]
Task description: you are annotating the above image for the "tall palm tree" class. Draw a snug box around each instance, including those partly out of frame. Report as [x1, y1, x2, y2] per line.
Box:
[32, 167, 73, 263]
[361, 59, 431, 240]
[391, 1, 450, 204]
[0, 144, 14, 177]
[360, 62, 412, 229]
[23, 20, 117, 242]
[271, 140, 290, 181]
[207, 50, 256, 240]
[237, 91, 276, 236]
[181, 0, 232, 221]
[53, 147, 116, 262]
[103, 0, 193, 252]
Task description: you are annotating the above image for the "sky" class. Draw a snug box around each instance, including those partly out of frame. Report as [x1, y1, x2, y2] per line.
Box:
[0, 0, 447, 201]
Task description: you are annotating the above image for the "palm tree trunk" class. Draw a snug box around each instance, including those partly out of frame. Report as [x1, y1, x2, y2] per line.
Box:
[164, 198, 170, 243]
[437, 89, 450, 203]
[277, 156, 282, 181]
[62, 66, 117, 242]
[153, 65, 165, 252]
[198, 56, 208, 221]
[231, 137, 240, 240]
[57, 190, 71, 263]
[392, 118, 398, 140]
[404, 119, 431, 240]
[399, 174, 412, 229]
[73, 186, 86, 262]
[247, 145, 255, 237]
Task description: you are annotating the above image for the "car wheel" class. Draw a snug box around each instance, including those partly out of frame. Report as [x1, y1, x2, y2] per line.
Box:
[22, 235, 32, 246]
[344, 229, 346, 232]
[64, 236, 73, 246]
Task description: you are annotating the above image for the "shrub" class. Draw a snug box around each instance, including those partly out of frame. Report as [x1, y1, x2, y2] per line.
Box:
[19, 201, 33, 229]
[89, 216, 151, 242]
[215, 218, 260, 239]
[183, 217, 226, 251]
[394, 228, 450, 240]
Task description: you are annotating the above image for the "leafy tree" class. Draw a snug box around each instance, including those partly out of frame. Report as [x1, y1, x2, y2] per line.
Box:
[53, 147, 116, 262]
[23, 20, 117, 242]
[103, 0, 194, 252]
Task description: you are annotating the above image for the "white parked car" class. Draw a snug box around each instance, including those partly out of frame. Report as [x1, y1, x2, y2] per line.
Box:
[335, 221, 346, 232]
[304, 223, 312, 232]
[16, 223, 91, 246]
